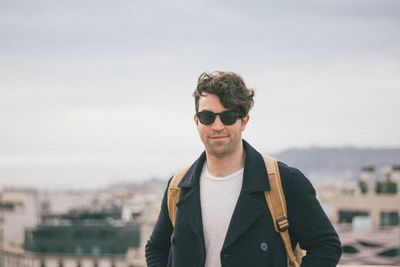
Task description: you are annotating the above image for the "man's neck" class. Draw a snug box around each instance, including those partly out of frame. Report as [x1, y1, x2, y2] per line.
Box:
[205, 144, 245, 177]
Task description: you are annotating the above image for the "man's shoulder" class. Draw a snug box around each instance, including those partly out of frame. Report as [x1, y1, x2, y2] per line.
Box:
[276, 161, 304, 178]
[275, 160, 314, 190]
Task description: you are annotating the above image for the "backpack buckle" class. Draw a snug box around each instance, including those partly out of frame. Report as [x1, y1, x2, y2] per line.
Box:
[276, 217, 289, 232]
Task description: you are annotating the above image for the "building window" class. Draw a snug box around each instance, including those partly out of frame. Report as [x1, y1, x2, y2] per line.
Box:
[381, 211, 399, 227]
[92, 245, 100, 255]
[75, 246, 83, 255]
[378, 248, 400, 257]
[342, 245, 359, 254]
[339, 210, 369, 223]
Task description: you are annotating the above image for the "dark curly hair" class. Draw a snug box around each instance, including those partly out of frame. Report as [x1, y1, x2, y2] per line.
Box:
[193, 71, 255, 116]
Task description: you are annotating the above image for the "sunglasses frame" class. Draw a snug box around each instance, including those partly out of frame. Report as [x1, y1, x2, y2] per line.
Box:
[196, 110, 243, 125]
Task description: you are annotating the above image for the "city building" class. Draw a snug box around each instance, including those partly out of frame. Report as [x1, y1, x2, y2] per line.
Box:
[0, 186, 152, 267]
[317, 165, 400, 265]
[319, 165, 400, 229]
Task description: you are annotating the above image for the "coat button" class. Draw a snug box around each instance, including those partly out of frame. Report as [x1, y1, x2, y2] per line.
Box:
[260, 242, 268, 252]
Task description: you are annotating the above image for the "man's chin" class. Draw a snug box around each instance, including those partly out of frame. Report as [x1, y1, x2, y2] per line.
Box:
[207, 144, 231, 158]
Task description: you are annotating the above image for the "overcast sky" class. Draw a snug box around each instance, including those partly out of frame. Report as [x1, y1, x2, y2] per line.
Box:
[1, 0, 399, 189]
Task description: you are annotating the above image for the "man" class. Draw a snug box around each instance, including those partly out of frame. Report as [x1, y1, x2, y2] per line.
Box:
[145, 72, 342, 267]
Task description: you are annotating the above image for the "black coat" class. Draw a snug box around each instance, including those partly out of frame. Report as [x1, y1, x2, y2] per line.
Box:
[146, 140, 342, 267]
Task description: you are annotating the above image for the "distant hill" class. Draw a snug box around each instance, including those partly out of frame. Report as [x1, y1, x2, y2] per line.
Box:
[272, 147, 400, 182]
[136, 147, 400, 186]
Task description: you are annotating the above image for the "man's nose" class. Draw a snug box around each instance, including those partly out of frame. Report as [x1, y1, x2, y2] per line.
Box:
[211, 115, 224, 130]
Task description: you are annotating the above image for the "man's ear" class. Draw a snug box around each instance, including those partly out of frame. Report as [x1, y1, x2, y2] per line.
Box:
[194, 114, 198, 125]
[241, 114, 249, 131]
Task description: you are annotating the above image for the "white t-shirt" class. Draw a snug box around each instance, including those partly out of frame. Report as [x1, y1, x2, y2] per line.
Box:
[200, 162, 244, 267]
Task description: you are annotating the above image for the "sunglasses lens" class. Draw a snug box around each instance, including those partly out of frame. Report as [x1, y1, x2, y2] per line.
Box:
[220, 111, 239, 125]
[198, 111, 215, 125]
[197, 110, 240, 125]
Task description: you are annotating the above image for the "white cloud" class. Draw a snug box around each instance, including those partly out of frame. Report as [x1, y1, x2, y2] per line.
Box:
[0, 0, 399, 188]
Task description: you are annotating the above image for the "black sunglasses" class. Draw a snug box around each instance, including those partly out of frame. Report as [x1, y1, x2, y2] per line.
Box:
[196, 110, 242, 125]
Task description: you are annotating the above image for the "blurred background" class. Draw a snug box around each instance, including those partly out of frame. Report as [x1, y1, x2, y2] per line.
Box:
[1, 0, 399, 266]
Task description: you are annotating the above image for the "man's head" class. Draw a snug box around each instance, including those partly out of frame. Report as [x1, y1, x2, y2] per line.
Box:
[193, 71, 255, 158]
[193, 71, 255, 116]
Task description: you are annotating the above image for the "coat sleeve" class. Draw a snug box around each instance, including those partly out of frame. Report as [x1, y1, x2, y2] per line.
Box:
[145, 179, 173, 267]
[279, 163, 342, 267]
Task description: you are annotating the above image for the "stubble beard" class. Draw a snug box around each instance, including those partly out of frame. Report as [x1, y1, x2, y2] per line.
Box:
[204, 137, 235, 158]
[207, 144, 232, 158]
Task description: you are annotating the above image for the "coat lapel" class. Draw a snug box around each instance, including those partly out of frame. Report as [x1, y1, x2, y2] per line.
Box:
[175, 152, 206, 245]
[175, 141, 272, 251]
[222, 140, 272, 250]
[222, 191, 266, 249]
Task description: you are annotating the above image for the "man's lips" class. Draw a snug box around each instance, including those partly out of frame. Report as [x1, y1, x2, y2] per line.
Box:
[209, 135, 228, 139]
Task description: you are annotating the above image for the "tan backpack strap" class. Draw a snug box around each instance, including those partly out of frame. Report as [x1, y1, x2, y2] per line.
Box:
[263, 155, 299, 267]
[167, 166, 190, 227]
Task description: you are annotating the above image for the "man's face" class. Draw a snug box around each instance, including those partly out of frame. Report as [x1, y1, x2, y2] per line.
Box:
[194, 93, 249, 158]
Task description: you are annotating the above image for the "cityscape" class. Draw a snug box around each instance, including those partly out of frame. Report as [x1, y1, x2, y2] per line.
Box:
[1, 148, 399, 267]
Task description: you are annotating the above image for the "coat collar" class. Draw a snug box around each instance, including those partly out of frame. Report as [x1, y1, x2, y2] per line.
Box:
[176, 139, 273, 251]
[178, 139, 271, 192]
